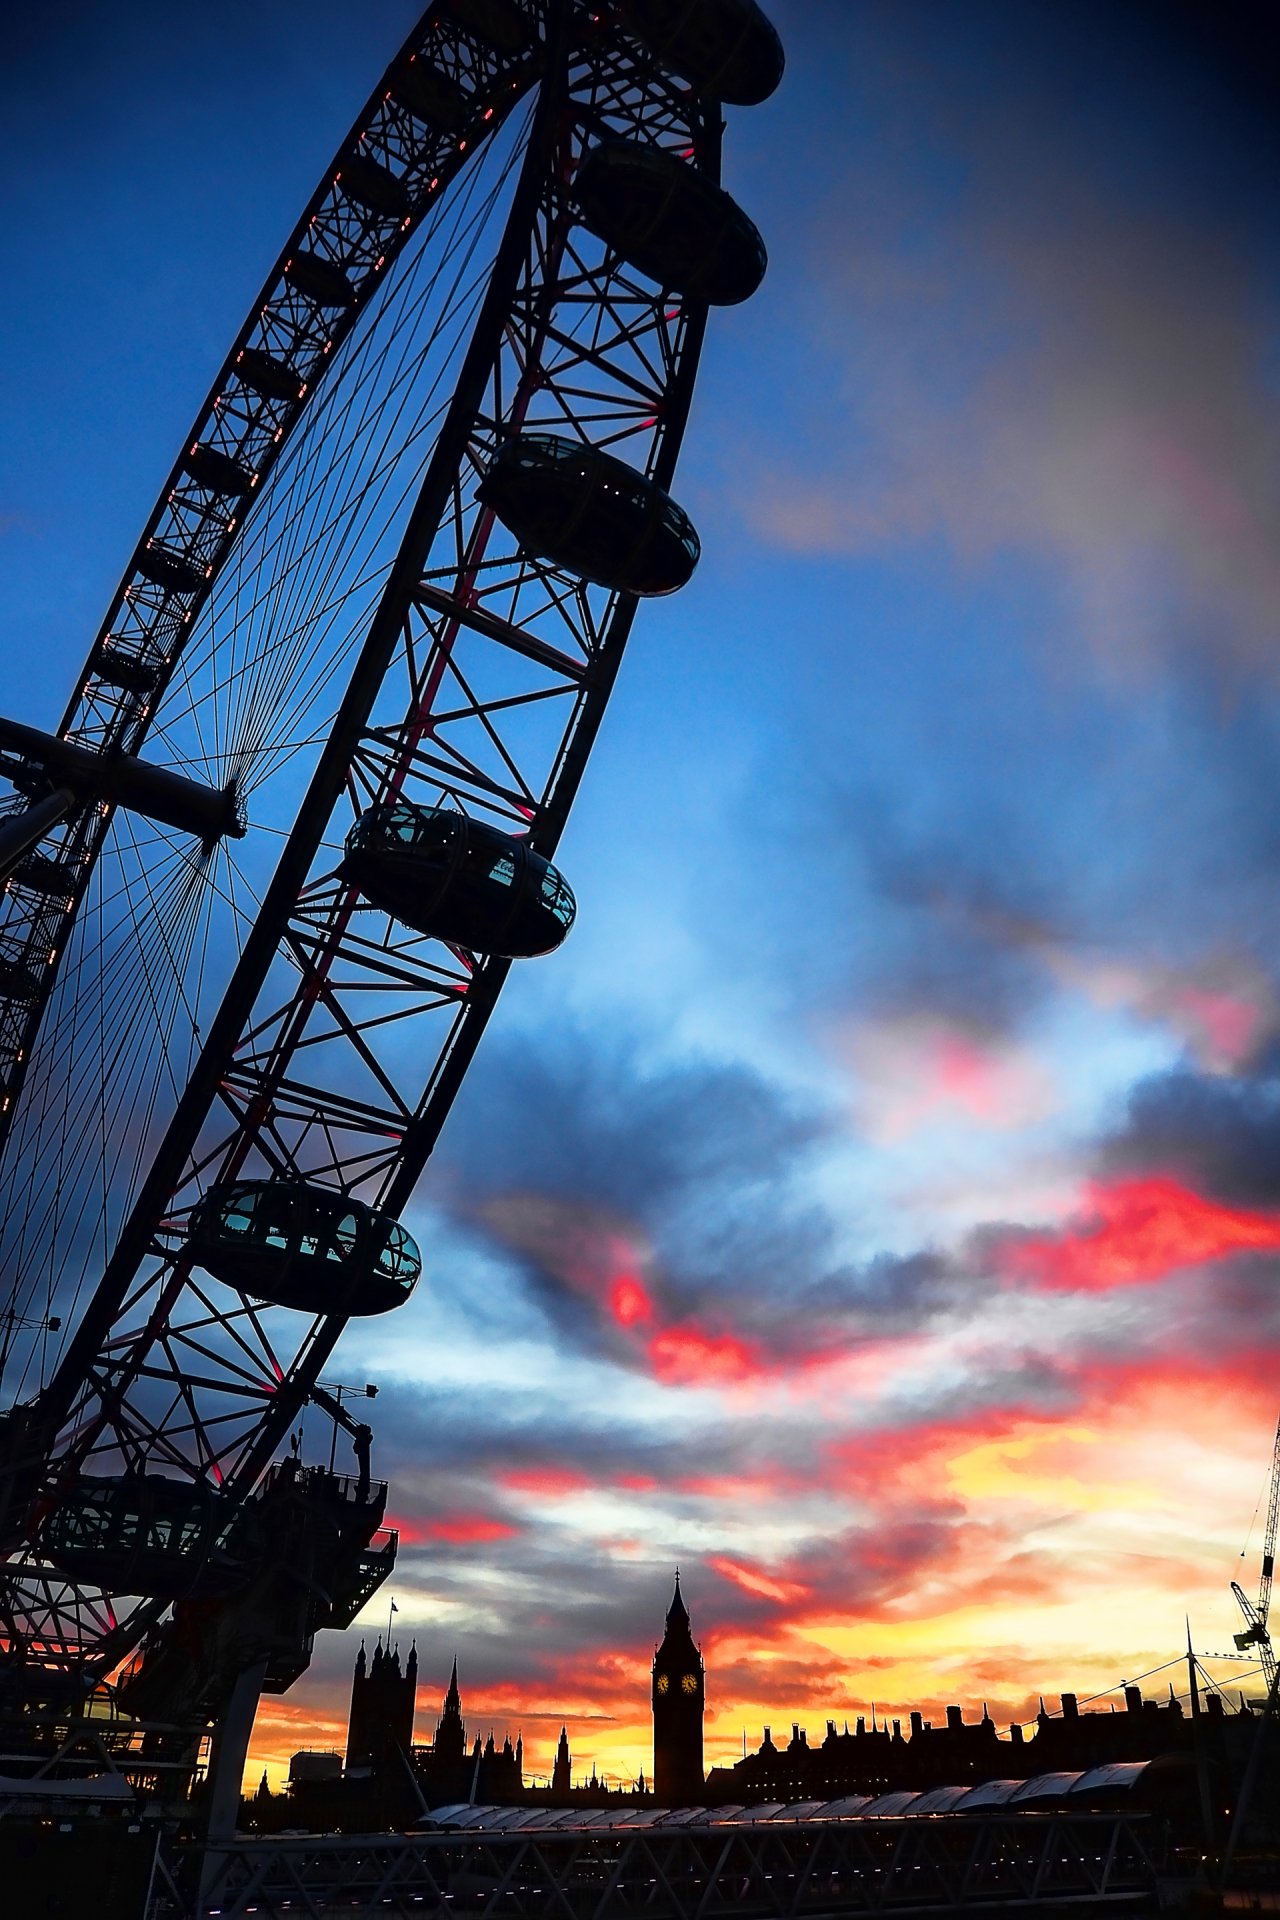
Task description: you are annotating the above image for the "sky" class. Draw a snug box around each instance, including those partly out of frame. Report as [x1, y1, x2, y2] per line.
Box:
[4, 0, 1280, 1793]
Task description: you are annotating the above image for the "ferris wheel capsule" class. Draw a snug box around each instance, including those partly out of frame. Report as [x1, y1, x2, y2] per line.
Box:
[342, 801, 576, 958]
[477, 433, 700, 595]
[573, 140, 767, 306]
[188, 1180, 422, 1315]
[619, 0, 785, 105]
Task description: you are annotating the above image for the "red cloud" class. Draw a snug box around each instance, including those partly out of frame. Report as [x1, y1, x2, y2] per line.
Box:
[1010, 1176, 1280, 1291]
[411, 1513, 521, 1544]
[499, 1466, 592, 1497]
[611, 1274, 655, 1327]
[649, 1323, 763, 1386]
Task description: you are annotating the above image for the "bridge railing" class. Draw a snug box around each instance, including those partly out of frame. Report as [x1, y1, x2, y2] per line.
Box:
[158, 1808, 1167, 1920]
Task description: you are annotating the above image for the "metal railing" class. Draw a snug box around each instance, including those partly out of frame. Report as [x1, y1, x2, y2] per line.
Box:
[158, 1808, 1165, 1920]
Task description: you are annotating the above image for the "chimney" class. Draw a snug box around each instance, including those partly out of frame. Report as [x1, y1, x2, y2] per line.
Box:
[1010, 1723, 1024, 1746]
[946, 1705, 962, 1731]
[1061, 1693, 1078, 1720]
[1125, 1687, 1142, 1715]
[910, 1712, 923, 1738]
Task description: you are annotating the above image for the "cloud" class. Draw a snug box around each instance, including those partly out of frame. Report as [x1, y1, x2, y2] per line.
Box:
[1006, 1176, 1280, 1292]
[846, 1014, 1057, 1142]
[1102, 1065, 1280, 1207]
[739, 4, 1280, 687]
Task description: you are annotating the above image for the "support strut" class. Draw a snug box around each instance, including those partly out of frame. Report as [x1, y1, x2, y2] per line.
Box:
[0, 714, 244, 884]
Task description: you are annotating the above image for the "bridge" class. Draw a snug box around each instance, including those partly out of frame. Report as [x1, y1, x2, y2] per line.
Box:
[158, 1806, 1170, 1919]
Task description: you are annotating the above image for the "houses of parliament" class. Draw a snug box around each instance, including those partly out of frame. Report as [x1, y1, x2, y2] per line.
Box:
[253, 1571, 1243, 1831]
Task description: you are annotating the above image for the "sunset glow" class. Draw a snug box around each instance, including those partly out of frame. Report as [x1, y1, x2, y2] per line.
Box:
[7, 0, 1277, 1808]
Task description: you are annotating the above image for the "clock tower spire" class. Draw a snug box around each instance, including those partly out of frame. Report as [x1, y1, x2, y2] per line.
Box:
[652, 1570, 704, 1804]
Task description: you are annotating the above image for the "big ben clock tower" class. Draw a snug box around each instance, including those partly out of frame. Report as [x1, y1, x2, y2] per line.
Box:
[652, 1571, 704, 1804]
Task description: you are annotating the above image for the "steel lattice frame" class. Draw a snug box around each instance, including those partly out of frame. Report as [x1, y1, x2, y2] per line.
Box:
[0, 0, 719, 1691]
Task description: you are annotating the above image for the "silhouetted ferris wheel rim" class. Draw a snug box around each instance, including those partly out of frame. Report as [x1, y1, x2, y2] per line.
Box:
[0, 0, 782, 1733]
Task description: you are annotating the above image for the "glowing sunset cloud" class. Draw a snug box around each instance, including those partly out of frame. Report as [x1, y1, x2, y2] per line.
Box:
[393, 1514, 522, 1545]
[649, 1324, 763, 1387]
[1012, 1177, 1280, 1291]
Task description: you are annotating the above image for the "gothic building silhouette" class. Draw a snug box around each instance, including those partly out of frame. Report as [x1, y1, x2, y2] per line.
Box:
[266, 1570, 1233, 1840]
[346, 1640, 416, 1776]
[652, 1571, 705, 1805]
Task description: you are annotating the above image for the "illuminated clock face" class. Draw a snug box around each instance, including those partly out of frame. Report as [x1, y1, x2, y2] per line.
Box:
[681, 1673, 698, 1695]
[656, 1673, 669, 1694]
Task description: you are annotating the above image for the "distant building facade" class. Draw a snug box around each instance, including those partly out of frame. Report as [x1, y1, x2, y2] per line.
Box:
[652, 1572, 704, 1805]
[704, 1684, 1234, 1804]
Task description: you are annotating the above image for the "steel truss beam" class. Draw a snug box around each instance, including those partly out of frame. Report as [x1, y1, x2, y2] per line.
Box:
[167, 1813, 1165, 1920]
[0, 0, 716, 1694]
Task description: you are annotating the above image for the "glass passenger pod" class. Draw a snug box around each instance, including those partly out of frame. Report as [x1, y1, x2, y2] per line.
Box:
[476, 434, 700, 596]
[342, 802, 576, 959]
[42, 1475, 256, 1601]
[187, 1180, 421, 1316]
[619, 0, 785, 105]
[573, 141, 767, 307]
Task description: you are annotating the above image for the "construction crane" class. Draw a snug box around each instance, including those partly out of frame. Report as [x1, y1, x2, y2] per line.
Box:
[1233, 1410, 1280, 1688]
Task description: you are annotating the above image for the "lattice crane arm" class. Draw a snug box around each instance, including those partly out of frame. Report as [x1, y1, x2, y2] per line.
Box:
[1260, 1410, 1280, 1627]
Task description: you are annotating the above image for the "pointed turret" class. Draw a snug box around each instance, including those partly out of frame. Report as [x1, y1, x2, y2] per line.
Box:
[434, 1656, 466, 1765]
[666, 1569, 689, 1629]
[552, 1725, 572, 1798]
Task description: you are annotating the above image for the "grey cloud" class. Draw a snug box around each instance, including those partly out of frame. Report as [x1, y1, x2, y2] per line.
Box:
[1101, 1064, 1280, 1207]
[738, 3, 1280, 693]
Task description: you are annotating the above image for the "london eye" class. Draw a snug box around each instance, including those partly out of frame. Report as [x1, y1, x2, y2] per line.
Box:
[0, 0, 781, 1799]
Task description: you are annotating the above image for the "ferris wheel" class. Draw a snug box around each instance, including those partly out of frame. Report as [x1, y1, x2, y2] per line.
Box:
[0, 0, 781, 1771]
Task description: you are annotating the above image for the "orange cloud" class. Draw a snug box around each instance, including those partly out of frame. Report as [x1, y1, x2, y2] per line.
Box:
[1011, 1176, 1280, 1291]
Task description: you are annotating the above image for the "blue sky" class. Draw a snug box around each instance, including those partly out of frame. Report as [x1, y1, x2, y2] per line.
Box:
[5, 0, 1280, 1789]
